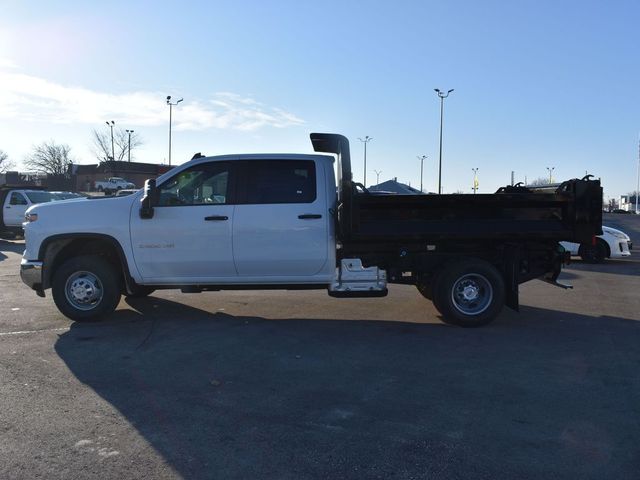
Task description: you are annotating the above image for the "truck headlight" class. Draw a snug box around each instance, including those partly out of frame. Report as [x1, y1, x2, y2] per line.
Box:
[25, 213, 38, 223]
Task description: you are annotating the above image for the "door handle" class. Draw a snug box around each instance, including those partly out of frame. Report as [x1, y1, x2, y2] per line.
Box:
[298, 214, 322, 219]
[204, 215, 228, 221]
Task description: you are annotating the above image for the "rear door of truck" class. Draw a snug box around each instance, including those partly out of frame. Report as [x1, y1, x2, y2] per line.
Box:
[232, 158, 329, 277]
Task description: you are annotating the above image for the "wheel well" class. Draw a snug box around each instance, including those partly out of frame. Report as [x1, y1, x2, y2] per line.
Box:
[42, 237, 128, 290]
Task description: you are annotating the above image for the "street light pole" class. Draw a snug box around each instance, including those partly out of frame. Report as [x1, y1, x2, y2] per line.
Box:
[472, 168, 479, 194]
[434, 88, 454, 194]
[125, 130, 134, 162]
[417, 155, 427, 192]
[105, 121, 115, 161]
[374, 169, 382, 185]
[546, 167, 555, 184]
[358, 136, 373, 187]
[166, 96, 183, 166]
[636, 134, 639, 214]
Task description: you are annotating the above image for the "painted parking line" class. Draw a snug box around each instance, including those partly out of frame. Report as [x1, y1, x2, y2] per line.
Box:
[0, 327, 68, 337]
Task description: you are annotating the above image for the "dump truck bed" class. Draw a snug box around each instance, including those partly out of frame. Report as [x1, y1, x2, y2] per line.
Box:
[347, 180, 602, 244]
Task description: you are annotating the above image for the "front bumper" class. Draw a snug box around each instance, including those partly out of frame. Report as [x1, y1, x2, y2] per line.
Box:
[20, 259, 43, 292]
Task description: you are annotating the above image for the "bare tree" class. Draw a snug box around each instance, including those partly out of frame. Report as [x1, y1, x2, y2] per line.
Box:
[24, 141, 72, 175]
[0, 149, 15, 173]
[91, 128, 143, 162]
[527, 177, 551, 187]
[607, 198, 619, 211]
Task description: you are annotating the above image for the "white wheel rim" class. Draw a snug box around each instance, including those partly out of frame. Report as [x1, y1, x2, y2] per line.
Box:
[451, 273, 493, 316]
[64, 271, 104, 311]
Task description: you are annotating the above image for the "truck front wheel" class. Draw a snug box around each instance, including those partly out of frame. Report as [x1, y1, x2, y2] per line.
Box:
[432, 260, 505, 327]
[52, 255, 121, 321]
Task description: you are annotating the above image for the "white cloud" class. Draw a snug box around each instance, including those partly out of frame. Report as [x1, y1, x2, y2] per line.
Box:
[0, 57, 18, 69]
[0, 71, 304, 131]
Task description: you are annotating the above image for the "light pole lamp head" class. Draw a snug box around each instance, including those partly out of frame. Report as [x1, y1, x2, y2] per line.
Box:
[177, 98, 183, 104]
[166, 95, 171, 104]
[448, 89, 454, 94]
[434, 88, 441, 93]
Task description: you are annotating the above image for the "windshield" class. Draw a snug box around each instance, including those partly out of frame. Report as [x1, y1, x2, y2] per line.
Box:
[25, 191, 56, 204]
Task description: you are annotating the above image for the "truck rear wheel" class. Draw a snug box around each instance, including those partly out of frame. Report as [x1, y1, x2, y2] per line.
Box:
[432, 259, 505, 327]
[52, 255, 121, 321]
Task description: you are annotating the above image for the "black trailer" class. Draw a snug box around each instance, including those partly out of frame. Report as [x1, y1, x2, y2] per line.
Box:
[311, 133, 603, 327]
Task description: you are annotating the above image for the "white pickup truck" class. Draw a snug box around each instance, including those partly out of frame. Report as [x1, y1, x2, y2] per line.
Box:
[20, 133, 603, 327]
[94, 177, 135, 194]
[1, 188, 83, 237]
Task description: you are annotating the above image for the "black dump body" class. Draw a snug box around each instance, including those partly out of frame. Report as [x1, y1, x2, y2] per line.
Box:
[348, 181, 602, 245]
[310, 133, 602, 247]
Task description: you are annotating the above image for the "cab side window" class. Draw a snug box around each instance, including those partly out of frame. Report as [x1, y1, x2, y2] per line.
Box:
[244, 160, 316, 204]
[158, 163, 232, 206]
[9, 192, 28, 206]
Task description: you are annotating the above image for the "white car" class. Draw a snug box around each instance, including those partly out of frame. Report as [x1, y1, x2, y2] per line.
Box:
[561, 226, 632, 263]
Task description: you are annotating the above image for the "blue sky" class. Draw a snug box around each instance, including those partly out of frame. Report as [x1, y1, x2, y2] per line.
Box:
[1, 0, 639, 199]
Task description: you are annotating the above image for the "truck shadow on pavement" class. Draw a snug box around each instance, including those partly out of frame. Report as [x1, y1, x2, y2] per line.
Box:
[564, 256, 640, 277]
[0, 239, 24, 262]
[54, 297, 640, 479]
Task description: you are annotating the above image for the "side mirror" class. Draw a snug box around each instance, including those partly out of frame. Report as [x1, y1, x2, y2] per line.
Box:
[139, 178, 158, 219]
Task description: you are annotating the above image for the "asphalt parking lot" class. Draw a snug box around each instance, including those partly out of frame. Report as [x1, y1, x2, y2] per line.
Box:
[1, 214, 639, 479]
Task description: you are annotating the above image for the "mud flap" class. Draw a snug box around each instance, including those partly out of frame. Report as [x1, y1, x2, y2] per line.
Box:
[503, 244, 520, 312]
[543, 247, 573, 289]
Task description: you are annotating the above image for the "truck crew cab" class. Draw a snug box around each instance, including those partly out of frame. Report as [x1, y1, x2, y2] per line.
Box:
[20, 133, 602, 327]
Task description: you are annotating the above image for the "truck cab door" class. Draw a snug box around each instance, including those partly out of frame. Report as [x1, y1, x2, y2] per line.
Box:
[129, 161, 237, 282]
[3, 191, 29, 227]
[232, 159, 330, 278]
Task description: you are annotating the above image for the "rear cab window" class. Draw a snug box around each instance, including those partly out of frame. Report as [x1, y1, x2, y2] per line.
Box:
[241, 160, 316, 204]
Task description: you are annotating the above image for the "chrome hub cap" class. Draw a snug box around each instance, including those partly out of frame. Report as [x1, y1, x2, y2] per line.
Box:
[65, 271, 103, 311]
[451, 274, 493, 316]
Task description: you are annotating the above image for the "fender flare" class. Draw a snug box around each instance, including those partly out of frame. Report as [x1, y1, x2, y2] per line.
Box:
[39, 233, 137, 293]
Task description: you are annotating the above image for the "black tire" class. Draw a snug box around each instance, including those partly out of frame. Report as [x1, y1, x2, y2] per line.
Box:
[125, 286, 155, 298]
[432, 259, 505, 328]
[52, 255, 121, 321]
[579, 240, 607, 264]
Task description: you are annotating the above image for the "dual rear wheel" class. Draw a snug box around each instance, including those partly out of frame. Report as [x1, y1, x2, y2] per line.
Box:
[417, 259, 505, 327]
